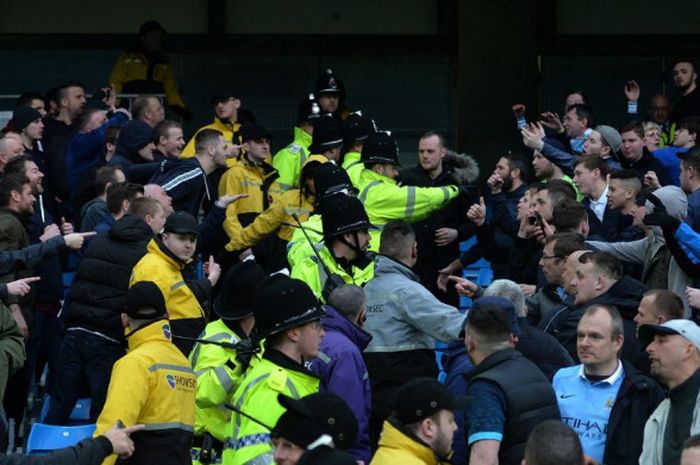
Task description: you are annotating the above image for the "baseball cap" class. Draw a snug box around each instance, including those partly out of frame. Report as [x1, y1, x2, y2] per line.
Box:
[163, 211, 199, 236]
[638, 320, 700, 350]
[126, 281, 167, 319]
[391, 377, 468, 424]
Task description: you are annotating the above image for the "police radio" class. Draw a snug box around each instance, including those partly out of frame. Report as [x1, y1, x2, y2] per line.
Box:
[291, 213, 346, 301]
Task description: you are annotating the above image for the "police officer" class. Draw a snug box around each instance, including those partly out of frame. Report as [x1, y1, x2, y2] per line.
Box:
[291, 194, 375, 301]
[357, 131, 460, 251]
[307, 116, 344, 163]
[190, 261, 267, 465]
[340, 112, 375, 187]
[223, 275, 326, 465]
[273, 95, 322, 191]
[286, 163, 357, 270]
[314, 69, 350, 121]
[95, 281, 196, 465]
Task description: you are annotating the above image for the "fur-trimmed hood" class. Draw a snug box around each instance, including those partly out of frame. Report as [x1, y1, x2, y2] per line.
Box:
[445, 150, 479, 185]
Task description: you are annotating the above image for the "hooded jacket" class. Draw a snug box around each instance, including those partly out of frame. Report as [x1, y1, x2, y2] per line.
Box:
[308, 305, 373, 465]
[543, 275, 646, 362]
[108, 120, 153, 169]
[66, 215, 154, 340]
[399, 152, 478, 303]
[587, 185, 693, 315]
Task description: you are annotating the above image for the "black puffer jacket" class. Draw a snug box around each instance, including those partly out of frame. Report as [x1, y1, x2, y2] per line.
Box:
[65, 215, 153, 340]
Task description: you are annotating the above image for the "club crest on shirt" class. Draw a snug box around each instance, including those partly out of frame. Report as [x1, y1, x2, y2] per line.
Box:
[162, 323, 172, 340]
[166, 374, 176, 389]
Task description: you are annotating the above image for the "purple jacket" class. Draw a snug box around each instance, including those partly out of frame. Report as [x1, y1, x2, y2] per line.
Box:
[308, 306, 372, 464]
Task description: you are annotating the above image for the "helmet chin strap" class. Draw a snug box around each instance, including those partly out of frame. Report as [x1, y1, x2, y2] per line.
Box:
[336, 231, 372, 269]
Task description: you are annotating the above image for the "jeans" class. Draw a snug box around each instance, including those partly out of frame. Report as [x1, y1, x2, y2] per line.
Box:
[44, 329, 124, 425]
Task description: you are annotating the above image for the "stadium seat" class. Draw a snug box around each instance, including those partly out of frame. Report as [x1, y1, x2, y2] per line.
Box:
[39, 396, 92, 424]
[25, 423, 96, 454]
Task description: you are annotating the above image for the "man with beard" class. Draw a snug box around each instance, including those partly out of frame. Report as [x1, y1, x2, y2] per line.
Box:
[181, 90, 241, 161]
[370, 378, 466, 465]
[670, 59, 700, 124]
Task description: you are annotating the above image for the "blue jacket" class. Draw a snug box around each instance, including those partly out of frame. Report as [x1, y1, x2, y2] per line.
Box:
[652, 146, 687, 186]
[308, 306, 372, 465]
[65, 112, 128, 203]
[540, 139, 621, 176]
[149, 158, 211, 217]
[686, 189, 700, 233]
[26, 195, 65, 302]
[442, 340, 473, 465]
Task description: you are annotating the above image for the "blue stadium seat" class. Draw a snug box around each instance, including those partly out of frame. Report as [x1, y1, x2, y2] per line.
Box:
[39, 396, 92, 424]
[25, 423, 96, 454]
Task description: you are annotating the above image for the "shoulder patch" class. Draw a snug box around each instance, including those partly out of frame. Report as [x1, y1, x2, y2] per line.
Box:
[267, 367, 288, 392]
[289, 144, 301, 153]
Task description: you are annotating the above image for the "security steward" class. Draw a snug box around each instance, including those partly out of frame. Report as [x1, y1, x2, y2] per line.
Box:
[307, 116, 344, 163]
[223, 275, 325, 465]
[189, 261, 266, 465]
[181, 90, 242, 161]
[286, 163, 357, 270]
[224, 155, 328, 272]
[219, 124, 282, 271]
[290, 194, 375, 301]
[130, 211, 216, 356]
[357, 131, 459, 251]
[95, 281, 196, 465]
[340, 112, 375, 187]
[273, 94, 322, 191]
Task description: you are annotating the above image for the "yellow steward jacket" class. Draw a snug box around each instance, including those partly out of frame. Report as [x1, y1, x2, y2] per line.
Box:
[109, 51, 186, 108]
[370, 419, 449, 465]
[225, 189, 314, 252]
[130, 239, 205, 321]
[272, 127, 313, 191]
[219, 157, 282, 242]
[222, 350, 320, 465]
[95, 319, 196, 465]
[357, 169, 458, 251]
[181, 119, 242, 162]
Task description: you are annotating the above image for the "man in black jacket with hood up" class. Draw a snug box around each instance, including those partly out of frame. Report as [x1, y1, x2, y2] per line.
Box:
[45, 196, 167, 425]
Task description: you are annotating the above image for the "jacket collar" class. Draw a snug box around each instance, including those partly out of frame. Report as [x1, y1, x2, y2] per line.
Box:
[263, 348, 319, 379]
[294, 127, 313, 148]
[126, 318, 172, 352]
[375, 255, 419, 282]
[322, 306, 372, 350]
[147, 238, 189, 270]
[378, 417, 442, 465]
[466, 348, 521, 380]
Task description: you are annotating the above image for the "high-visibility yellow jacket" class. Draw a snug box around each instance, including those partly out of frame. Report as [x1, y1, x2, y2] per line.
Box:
[370, 419, 449, 465]
[225, 189, 314, 252]
[130, 239, 204, 321]
[272, 127, 313, 191]
[341, 152, 364, 188]
[95, 319, 196, 465]
[181, 119, 242, 164]
[219, 157, 283, 243]
[357, 169, 458, 251]
[286, 214, 323, 270]
[222, 351, 319, 465]
[189, 320, 261, 442]
[290, 245, 375, 301]
[109, 51, 186, 108]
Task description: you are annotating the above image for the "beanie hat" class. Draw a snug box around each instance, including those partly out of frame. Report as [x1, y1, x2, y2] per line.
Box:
[12, 107, 42, 132]
[595, 125, 622, 154]
[126, 281, 167, 319]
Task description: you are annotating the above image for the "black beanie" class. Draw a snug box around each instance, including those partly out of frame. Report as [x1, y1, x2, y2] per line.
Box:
[12, 107, 42, 132]
[116, 120, 154, 160]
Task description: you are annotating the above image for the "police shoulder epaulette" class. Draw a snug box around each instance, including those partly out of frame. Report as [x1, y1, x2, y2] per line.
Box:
[267, 367, 288, 392]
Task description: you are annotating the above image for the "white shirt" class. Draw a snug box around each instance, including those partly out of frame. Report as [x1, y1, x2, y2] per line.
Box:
[589, 184, 609, 223]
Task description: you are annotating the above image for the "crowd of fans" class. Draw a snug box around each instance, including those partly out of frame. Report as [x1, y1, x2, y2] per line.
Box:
[3, 18, 700, 465]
